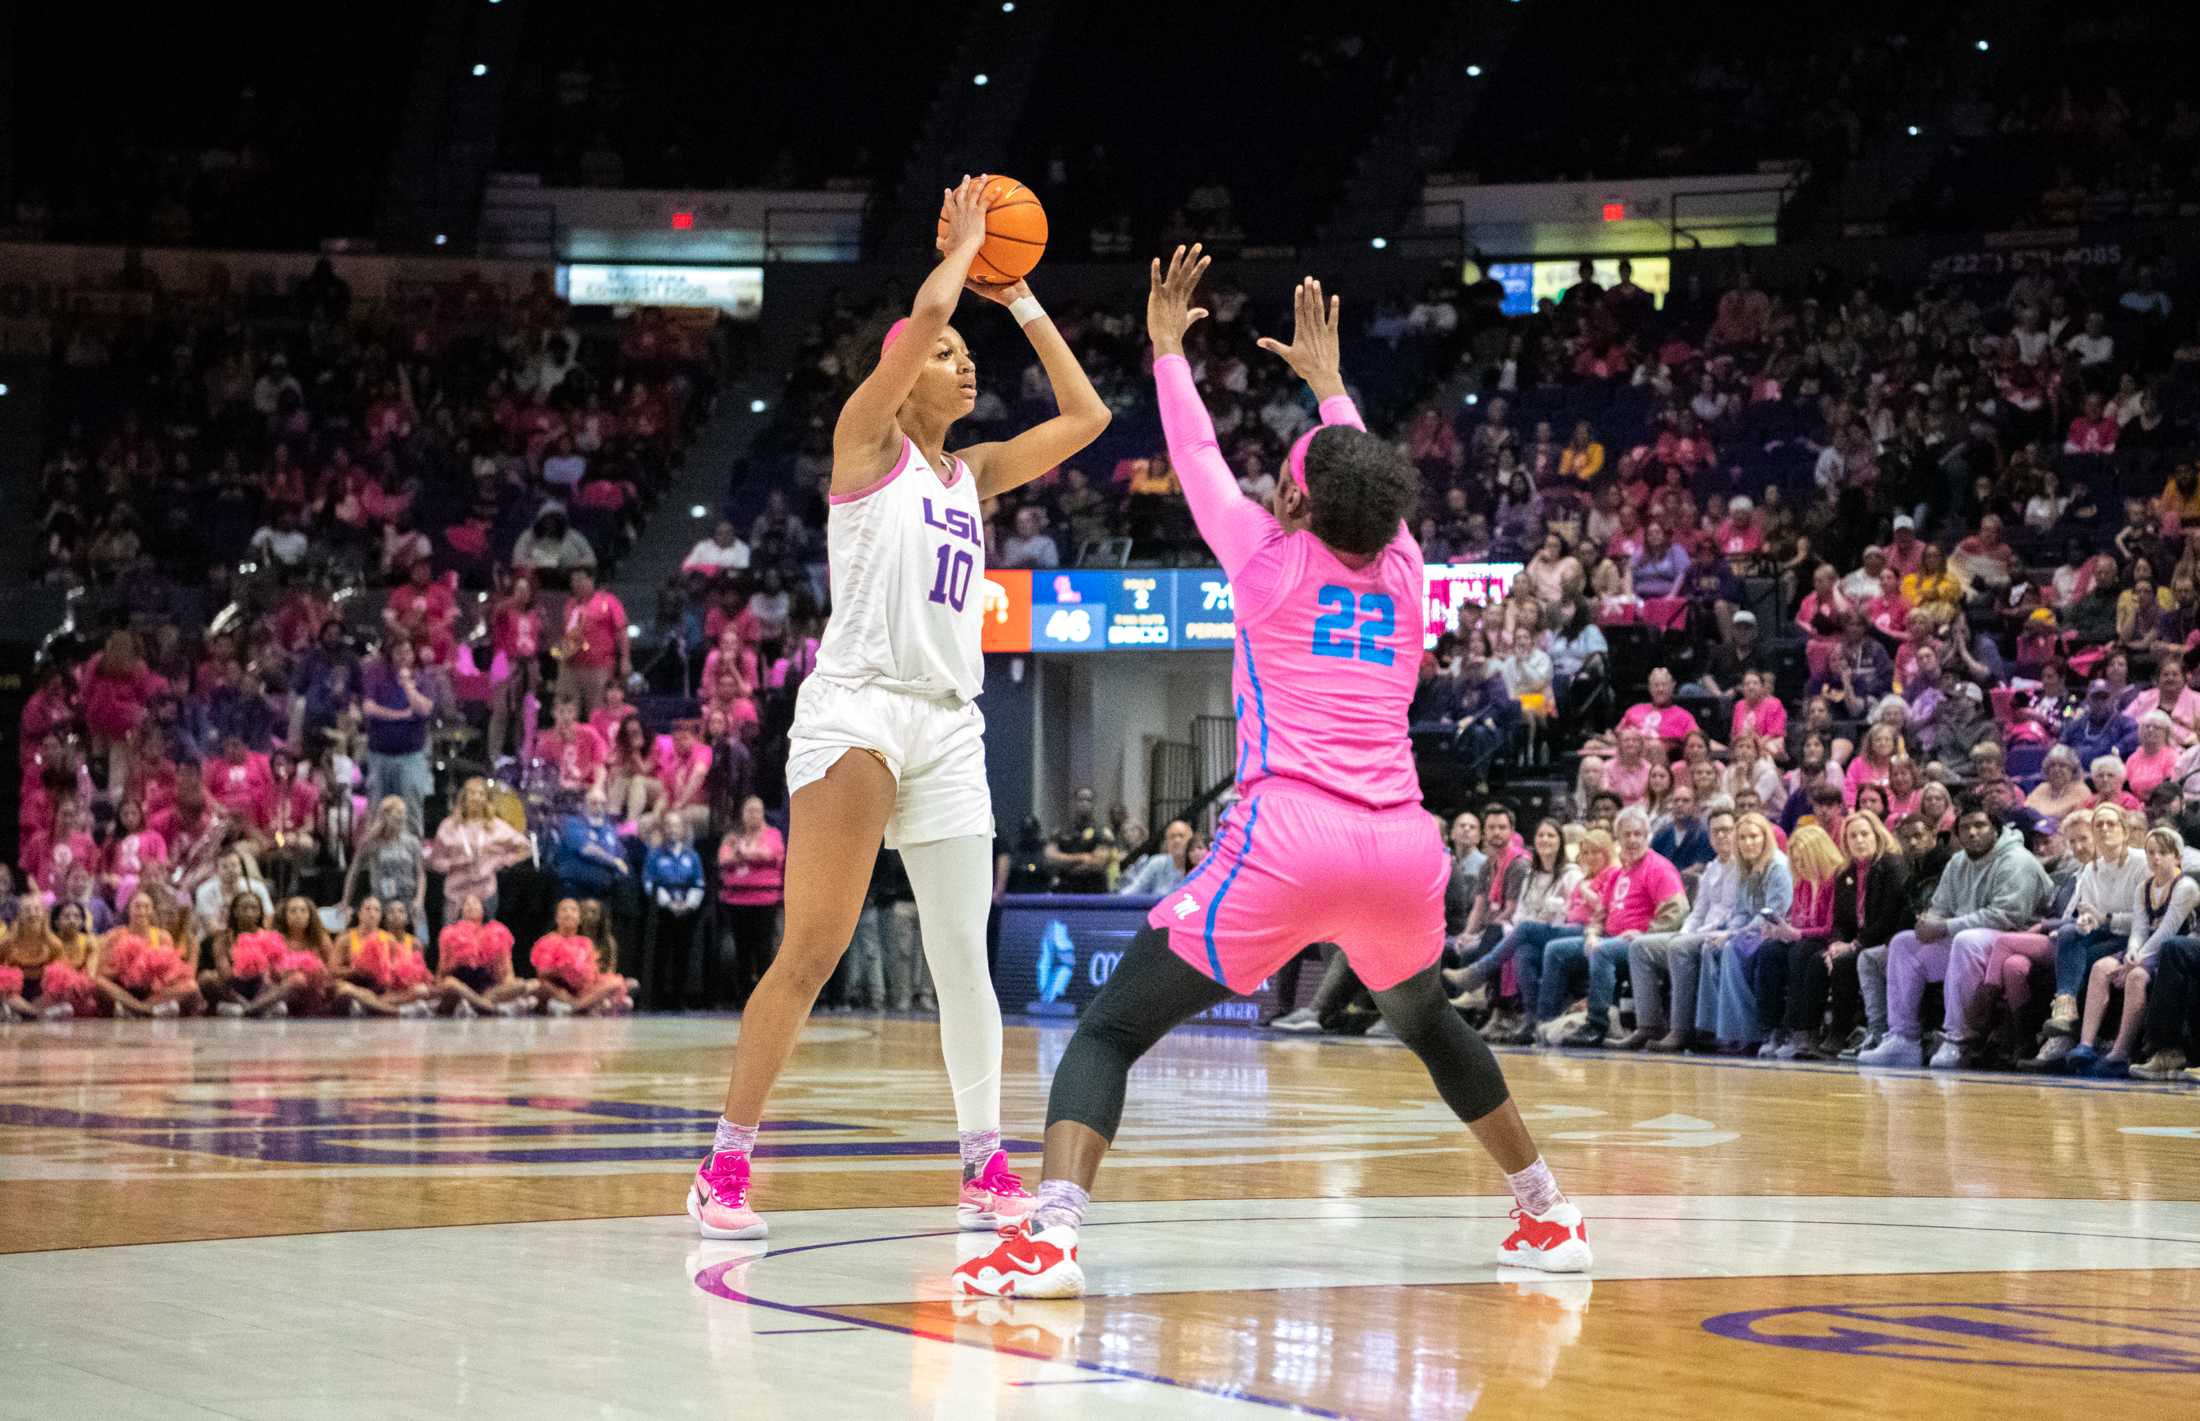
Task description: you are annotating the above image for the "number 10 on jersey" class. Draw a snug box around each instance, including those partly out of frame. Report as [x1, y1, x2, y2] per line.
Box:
[930, 545, 976, 612]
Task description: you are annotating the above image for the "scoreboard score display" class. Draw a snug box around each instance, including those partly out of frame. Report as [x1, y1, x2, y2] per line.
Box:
[981, 564, 1519, 654]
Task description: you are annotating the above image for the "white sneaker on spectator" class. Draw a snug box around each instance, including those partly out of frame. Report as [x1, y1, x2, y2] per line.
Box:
[398, 1002, 434, 1019]
[547, 1000, 575, 1018]
[1268, 1008, 1321, 1034]
[39, 1003, 74, 1022]
[454, 1001, 480, 1019]
[348, 999, 369, 1018]
[495, 1001, 531, 1017]
[1927, 1039, 1966, 1070]
[266, 1001, 288, 1018]
[215, 1002, 247, 1019]
[1756, 1031, 1785, 1059]
[1856, 1033, 1921, 1067]
[150, 1001, 182, 1018]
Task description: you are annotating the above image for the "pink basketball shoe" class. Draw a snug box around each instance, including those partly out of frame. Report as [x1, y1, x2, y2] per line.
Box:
[687, 1151, 768, 1240]
[956, 1150, 1037, 1231]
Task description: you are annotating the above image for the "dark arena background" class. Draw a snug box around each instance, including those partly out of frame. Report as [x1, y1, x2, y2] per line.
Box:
[4, 3, 2200, 1416]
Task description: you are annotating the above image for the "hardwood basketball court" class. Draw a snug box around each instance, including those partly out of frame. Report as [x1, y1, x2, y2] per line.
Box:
[3, 1014, 2197, 1418]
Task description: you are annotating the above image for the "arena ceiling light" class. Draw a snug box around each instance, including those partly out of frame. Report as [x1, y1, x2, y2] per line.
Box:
[1465, 65, 1482, 77]
[1976, 38, 1990, 51]
[691, 505, 709, 519]
[973, 73, 990, 86]
[471, 63, 489, 77]
[1371, 237, 1389, 250]
[749, 398, 768, 413]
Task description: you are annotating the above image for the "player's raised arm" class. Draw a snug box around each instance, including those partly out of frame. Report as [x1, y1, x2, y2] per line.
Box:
[832, 176, 991, 489]
[956, 276, 1111, 500]
[1257, 276, 1366, 439]
[1148, 245, 1276, 578]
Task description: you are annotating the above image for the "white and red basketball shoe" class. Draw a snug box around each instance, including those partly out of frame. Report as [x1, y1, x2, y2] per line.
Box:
[951, 1221, 1084, 1298]
[686, 1150, 768, 1240]
[1497, 1202, 1592, 1272]
[956, 1150, 1037, 1231]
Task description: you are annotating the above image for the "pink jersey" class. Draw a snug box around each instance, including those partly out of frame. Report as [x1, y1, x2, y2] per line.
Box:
[1155, 356, 1421, 812]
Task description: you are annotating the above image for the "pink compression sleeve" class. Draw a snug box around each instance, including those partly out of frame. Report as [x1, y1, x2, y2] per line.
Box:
[1154, 354, 1280, 580]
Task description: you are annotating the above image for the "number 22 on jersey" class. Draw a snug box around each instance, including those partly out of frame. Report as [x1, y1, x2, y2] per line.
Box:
[1310, 584, 1396, 665]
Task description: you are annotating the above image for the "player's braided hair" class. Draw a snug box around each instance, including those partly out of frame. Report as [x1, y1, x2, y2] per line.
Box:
[1302, 426, 1419, 558]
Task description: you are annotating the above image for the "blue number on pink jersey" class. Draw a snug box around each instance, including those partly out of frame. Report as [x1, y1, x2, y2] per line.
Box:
[1311, 584, 1396, 665]
[929, 544, 975, 611]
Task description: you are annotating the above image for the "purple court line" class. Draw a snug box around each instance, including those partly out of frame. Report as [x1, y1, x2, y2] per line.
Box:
[1008, 1378, 1127, 1386]
[693, 1212, 2200, 1413]
[754, 1325, 864, 1336]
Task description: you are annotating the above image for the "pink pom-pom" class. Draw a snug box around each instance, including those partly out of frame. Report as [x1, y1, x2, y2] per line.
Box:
[481, 922, 514, 960]
[228, 930, 285, 981]
[438, 923, 482, 971]
[0, 965, 22, 997]
[276, 948, 328, 979]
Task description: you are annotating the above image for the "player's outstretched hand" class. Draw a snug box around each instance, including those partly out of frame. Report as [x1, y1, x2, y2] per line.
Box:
[937, 175, 989, 258]
[1256, 277, 1345, 400]
[1147, 244, 1211, 358]
[965, 276, 1032, 307]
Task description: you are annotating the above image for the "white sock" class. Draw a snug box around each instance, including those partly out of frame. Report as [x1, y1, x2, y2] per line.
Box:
[714, 1117, 759, 1158]
[1505, 1157, 1565, 1215]
[900, 835, 1003, 1138]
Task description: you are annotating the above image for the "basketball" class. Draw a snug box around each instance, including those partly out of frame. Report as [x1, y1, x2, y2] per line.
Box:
[941, 173, 1047, 285]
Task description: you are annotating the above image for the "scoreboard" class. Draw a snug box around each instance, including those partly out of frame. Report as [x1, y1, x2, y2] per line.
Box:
[980, 563, 1520, 654]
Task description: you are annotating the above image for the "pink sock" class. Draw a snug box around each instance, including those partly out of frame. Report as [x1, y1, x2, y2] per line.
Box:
[1028, 1178, 1089, 1233]
[1505, 1157, 1564, 1215]
[713, 1118, 759, 1158]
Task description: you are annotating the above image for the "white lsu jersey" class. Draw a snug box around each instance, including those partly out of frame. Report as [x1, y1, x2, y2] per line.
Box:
[811, 436, 988, 702]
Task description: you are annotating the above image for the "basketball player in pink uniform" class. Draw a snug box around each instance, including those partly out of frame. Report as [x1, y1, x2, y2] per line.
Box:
[688, 177, 1112, 1240]
[955, 248, 1591, 1298]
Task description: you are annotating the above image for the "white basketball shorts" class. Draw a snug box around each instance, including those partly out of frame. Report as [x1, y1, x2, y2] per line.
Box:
[786, 676, 992, 849]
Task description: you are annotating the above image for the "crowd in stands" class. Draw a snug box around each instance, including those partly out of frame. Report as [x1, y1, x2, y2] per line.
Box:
[4, 258, 866, 1026]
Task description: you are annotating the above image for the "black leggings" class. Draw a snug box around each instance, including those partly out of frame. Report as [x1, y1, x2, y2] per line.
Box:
[1049, 927, 1514, 1142]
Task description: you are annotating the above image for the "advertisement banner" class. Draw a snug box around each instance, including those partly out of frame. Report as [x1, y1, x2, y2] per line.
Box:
[994, 895, 1285, 1027]
[557, 263, 763, 316]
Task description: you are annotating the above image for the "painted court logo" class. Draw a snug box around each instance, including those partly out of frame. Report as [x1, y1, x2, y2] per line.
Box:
[1703, 1303, 2200, 1372]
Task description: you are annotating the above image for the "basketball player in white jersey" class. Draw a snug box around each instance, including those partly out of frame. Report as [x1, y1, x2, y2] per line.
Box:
[690, 176, 1111, 1238]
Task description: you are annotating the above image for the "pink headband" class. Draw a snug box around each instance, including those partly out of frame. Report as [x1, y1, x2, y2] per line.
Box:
[881, 318, 911, 356]
[1284, 425, 1321, 491]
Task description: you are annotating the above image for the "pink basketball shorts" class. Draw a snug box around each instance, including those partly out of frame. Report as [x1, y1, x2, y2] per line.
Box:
[1147, 783, 1448, 994]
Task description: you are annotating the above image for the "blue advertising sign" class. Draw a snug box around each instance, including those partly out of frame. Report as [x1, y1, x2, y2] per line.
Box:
[994, 895, 1286, 1026]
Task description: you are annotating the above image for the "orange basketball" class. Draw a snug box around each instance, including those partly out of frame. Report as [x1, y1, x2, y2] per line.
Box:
[941, 174, 1048, 285]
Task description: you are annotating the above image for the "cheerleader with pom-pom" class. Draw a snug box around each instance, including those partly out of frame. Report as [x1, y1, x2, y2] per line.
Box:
[2, 896, 91, 1021]
[198, 892, 299, 1019]
[96, 889, 206, 1018]
[435, 893, 538, 1017]
[272, 895, 339, 1016]
[530, 897, 633, 1016]
[332, 897, 435, 1017]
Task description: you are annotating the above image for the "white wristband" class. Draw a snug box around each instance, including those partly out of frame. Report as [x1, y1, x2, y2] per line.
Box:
[1008, 295, 1046, 328]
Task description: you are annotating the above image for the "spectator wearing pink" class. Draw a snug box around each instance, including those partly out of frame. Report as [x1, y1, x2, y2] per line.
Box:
[1714, 497, 1764, 558]
[1882, 758, 1923, 826]
[384, 561, 458, 644]
[1731, 669, 1787, 748]
[1604, 727, 1658, 806]
[717, 795, 785, 1006]
[2127, 713, 2180, 800]
[2127, 657, 2200, 749]
[2063, 393, 2119, 456]
[588, 683, 640, 745]
[1844, 722, 1901, 808]
[103, 798, 167, 908]
[1865, 567, 1911, 640]
[205, 738, 273, 820]
[1882, 516, 1924, 577]
[700, 627, 761, 699]
[653, 721, 713, 826]
[556, 566, 630, 717]
[1708, 270, 1771, 349]
[19, 666, 73, 772]
[535, 694, 610, 794]
[703, 671, 762, 742]
[81, 630, 168, 782]
[1619, 668, 1702, 752]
